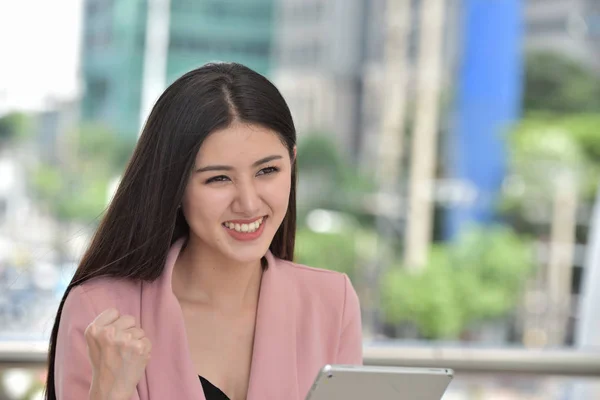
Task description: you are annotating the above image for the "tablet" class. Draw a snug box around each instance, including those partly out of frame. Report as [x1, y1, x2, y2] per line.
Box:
[305, 365, 454, 400]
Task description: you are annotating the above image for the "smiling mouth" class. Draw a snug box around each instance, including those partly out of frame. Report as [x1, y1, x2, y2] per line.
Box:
[222, 216, 266, 233]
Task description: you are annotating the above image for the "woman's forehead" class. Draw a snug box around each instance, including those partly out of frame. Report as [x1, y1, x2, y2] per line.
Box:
[196, 122, 287, 164]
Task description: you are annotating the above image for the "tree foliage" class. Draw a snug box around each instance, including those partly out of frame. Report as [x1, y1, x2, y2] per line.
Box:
[380, 225, 535, 339]
[501, 51, 600, 228]
[296, 133, 376, 222]
[524, 51, 600, 113]
[295, 225, 379, 283]
[0, 112, 33, 146]
[29, 123, 135, 222]
[295, 228, 358, 280]
[501, 113, 600, 222]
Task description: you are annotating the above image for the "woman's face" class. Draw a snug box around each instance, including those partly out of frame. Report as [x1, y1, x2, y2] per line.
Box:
[182, 121, 294, 264]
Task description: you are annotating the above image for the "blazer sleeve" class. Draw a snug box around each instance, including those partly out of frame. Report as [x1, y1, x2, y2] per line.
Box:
[336, 274, 363, 365]
[54, 285, 96, 399]
[54, 286, 141, 400]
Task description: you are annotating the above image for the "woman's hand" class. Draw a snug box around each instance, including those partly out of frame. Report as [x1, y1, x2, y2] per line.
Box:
[85, 308, 151, 400]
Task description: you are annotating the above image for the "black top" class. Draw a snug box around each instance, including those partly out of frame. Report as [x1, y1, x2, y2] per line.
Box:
[199, 376, 231, 400]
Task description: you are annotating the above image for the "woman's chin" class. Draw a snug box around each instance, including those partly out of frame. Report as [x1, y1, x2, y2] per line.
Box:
[224, 248, 269, 265]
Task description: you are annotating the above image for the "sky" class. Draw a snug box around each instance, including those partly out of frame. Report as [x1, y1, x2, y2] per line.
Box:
[0, 0, 82, 113]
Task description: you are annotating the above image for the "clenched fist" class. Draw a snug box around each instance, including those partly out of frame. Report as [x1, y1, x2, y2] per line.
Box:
[85, 308, 151, 400]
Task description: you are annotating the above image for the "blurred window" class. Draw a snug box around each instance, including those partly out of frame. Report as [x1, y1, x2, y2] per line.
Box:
[527, 17, 568, 35]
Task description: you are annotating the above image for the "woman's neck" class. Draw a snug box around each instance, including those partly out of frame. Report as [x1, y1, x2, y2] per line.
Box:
[171, 239, 263, 314]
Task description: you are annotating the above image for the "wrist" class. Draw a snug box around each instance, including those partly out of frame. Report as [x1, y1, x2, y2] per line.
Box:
[89, 377, 130, 400]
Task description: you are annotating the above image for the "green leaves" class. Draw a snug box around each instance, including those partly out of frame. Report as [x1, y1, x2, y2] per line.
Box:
[501, 51, 600, 228]
[31, 163, 111, 222]
[295, 228, 358, 281]
[0, 112, 33, 146]
[75, 123, 136, 176]
[28, 123, 135, 223]
[297, 133, 347, 182]
[380, 225, 535, 339]
[502, 113, 600, 215]
[381, 247, 464, 339]
[524, 51, 600, 113]
[296, 133, 377, 226]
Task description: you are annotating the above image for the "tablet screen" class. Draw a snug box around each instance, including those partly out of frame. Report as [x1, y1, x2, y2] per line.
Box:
[306, 365, 454, 400]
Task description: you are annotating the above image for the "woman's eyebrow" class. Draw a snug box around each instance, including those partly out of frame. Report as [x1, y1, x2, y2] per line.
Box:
[253, 154, 283, 167]
[195, 154, 283, 173]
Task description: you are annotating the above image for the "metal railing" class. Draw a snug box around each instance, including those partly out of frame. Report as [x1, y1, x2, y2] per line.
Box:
[2, 341, 600, 377]
[364, 344, 600, 377]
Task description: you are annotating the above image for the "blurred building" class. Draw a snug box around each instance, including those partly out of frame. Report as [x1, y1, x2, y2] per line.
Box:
[525, 0, 600, 72]
[271, 0, 368, 161]
[36, 99, 80, 165]
[0, 100, 82, 268]
[359, 0, 461, 169]
[0, 153, 28, 244]
[271, 0, 460, 165]
[81, 0, 275, 138]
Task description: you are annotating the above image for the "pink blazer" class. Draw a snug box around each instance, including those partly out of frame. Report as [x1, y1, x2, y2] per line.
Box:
[54, 238, 363, 399]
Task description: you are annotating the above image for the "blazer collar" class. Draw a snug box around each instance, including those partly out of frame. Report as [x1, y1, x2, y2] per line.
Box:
[141, 238, 300, 400]
[140, 238, 204, 399]
[247, 250, 299, 399]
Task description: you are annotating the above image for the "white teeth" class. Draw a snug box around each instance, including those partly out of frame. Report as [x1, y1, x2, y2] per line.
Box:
[224, 217, 264, 233]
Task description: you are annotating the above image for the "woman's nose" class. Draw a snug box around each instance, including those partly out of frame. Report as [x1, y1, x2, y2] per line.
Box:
[233, 182, 261, 216]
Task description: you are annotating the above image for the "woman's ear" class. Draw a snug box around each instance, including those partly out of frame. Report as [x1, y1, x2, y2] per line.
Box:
[292, 146, 297, 163]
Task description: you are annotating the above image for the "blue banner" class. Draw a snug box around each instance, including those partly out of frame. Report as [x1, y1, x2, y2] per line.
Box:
[445, 0, 524, 239]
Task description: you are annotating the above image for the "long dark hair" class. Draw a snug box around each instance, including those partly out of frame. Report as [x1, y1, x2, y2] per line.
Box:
[44, 62, 297, 399]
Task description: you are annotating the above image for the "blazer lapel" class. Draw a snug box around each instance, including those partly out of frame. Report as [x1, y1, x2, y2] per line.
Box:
[246, 252, 300, 400]
[140, 241, 299, 400]
[140, 238, 206, 400]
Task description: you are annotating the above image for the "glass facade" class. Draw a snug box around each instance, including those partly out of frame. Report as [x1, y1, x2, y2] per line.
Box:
[81, 0, 274, 138]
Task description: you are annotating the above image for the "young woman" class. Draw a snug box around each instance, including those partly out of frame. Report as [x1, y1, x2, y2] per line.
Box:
[45, 62, 362, 400]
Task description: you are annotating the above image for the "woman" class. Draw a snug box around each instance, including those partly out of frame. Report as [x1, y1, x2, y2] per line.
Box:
[45, 62, 362, 400]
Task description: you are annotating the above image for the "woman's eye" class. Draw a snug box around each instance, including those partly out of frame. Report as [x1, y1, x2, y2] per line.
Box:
[205, 175, 230, 184]
[257, 166, 280, 176]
